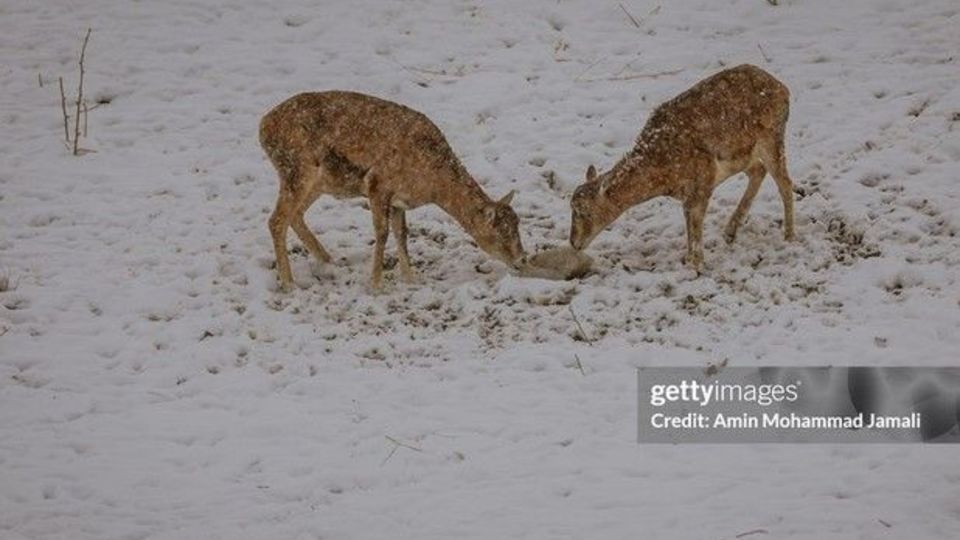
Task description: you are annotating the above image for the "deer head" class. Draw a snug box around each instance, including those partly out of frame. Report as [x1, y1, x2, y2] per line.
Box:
[569, 165, 617, 250]
[471, 190, 526, 268]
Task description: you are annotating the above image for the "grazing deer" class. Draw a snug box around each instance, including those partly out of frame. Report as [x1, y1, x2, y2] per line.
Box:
[259, 91, 525, 290]
[569, 64, 795, 270]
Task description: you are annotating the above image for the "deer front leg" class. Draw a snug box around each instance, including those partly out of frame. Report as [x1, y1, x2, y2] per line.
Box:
[683, 197, 709, 272]
[369, 196, 391, 290]
[390, 207, 415, 282]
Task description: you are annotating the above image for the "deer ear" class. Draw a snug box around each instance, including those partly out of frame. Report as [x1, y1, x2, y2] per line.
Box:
[498, 189, 516, 206]
[586, 165, 597, 182]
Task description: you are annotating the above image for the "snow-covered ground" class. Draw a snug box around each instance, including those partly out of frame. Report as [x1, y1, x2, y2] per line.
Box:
[2, 0, 960, 538]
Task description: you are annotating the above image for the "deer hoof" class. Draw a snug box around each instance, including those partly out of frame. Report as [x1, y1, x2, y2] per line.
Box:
[683, 254, 704, 274]
[724, 228, 737, 245]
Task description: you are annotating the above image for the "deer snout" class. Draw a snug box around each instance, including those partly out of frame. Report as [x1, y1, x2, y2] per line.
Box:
[570, 222, 588, 250]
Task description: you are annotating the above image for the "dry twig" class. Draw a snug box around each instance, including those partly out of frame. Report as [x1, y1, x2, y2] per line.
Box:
[757, 43, 772, 63]
[618, 3, 641, 28]
[574, 57, 605, 81]
[381, 435, 423, 466]
[735, 529, 768, 539]
[581, 67, 683, 83]
[58, 77, 70, 144]
[573, 354, 586, 376]
[72, 28, 92, 156]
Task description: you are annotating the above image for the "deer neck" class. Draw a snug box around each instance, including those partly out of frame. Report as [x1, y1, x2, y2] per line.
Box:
[431, 172, 492, 237]
[605, 155, 673, 217]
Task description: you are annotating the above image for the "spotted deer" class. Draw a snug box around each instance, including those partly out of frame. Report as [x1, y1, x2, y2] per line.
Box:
[569, 64, 795, 270]
[259, 91, 525, 290]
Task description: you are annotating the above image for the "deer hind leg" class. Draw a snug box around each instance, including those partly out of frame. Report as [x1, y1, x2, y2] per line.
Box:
[390, 207, 415, 282]
[683, 196, 709, 272]
[724, 163, 767, 244]
[269, 188, 296, 291]
[290, 182, 334, 265]
[369, 195, 391, 290]
[763, 134, 796, 241]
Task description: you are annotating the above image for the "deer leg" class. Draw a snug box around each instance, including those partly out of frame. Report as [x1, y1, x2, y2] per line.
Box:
[291, 187, 333, 265]
[291, 214, 333, 264]
[269, 190, 295, 291]
[765, 135, 796, 241]
[724, 163, 766, 244]
[390, 207, 415, 282]
[683, 197, 709, 272]
[369, 196, 391, 290]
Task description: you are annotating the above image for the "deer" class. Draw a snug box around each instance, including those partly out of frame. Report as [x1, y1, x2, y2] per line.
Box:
[569, 64, 796, 271]
[259, 91, 526, 291]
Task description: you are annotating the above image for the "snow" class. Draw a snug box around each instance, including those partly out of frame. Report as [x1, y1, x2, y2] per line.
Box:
[2, 0, 960, 538]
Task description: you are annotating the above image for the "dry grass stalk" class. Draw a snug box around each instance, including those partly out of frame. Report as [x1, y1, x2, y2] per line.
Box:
[568, 305, 594, 345]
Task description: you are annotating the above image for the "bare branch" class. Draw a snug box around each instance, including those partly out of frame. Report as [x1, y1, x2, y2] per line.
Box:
[73, 28, 91, 156]
[58, 77, 70, 144]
